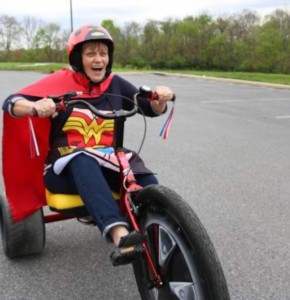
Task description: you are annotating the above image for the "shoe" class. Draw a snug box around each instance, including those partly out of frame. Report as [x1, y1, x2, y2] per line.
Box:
[110, 231, 145, 267]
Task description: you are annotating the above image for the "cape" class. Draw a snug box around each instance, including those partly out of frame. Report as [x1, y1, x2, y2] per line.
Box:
[2, 68, 113, 222]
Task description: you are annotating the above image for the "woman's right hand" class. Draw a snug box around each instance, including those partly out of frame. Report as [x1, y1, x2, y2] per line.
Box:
[12, 97, 57, 118]
[32, 98, 57, 118]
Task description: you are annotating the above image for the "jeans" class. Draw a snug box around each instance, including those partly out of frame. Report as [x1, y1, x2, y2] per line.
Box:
[44, 154, 158, 238]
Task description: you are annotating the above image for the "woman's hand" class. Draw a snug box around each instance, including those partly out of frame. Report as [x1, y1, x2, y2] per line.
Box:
[12, 97, 57, 118]
[32, 98, 57, 118]
[151, 85, 174, 114]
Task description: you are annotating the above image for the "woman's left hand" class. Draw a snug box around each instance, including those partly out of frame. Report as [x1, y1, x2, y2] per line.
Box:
[151, 86, 174, 114]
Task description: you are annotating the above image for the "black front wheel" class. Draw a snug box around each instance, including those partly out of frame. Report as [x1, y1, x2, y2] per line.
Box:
[0, 193, 45, 258]
[132, 185, 230, 300]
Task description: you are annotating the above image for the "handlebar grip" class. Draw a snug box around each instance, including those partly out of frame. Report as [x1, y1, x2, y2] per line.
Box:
[139, 86, 176, 102]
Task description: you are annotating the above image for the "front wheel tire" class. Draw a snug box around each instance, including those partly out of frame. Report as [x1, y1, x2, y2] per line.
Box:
[132, 185, 230, 300]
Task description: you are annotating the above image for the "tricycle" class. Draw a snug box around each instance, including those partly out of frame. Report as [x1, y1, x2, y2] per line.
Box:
[0, 87, 230, 299]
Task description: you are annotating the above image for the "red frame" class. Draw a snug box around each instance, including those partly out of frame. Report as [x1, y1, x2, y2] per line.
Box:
[117, 150, 162, 287]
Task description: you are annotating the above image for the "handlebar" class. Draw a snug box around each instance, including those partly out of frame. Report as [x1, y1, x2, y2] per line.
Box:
[40, 86, 176, 119]
[46, 91, 136, 120]
[57, 97, 138, 120]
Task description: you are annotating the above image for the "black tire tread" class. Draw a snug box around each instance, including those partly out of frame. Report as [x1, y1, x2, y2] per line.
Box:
[0, 193, 45, 258]
[134, 184, 230, 300]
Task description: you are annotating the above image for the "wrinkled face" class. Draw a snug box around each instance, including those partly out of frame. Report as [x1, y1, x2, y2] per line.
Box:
[81, 41, 109, 83]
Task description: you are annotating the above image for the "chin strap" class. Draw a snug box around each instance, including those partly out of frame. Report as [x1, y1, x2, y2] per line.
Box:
[159, 102, 175, 140]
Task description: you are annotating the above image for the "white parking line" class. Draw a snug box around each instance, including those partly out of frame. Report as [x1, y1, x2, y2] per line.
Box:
[201, 99, 290, 120]
[201, 99, 244, 103]
[276, 115, 290, 119]
[202, 98, 289, 104]
[257, 98, 290, 101]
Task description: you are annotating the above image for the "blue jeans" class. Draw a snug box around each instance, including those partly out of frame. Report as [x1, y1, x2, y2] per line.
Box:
[44, 154, 158, 238]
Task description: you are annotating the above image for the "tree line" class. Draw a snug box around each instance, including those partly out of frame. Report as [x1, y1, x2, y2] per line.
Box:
[1, 8, 290, 73]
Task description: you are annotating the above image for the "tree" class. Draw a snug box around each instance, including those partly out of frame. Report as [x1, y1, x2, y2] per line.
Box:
[141, 20, 161, 67]
[21, 16, 44, 50]
[255, 22, 284, 72]
[119, 22, 142, 67]
[206, 33, 233, 70]
[33, 23, 63, 61]
[0, 15, 22, 61]
[265, 9, 290, 51]
[101, 19, 122, 66]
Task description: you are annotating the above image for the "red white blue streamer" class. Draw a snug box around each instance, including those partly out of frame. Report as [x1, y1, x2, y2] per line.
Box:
[159, 103, 175, 139]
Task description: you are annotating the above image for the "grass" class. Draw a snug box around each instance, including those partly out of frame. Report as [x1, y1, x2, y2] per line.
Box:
[0, 62, 67, 72]
[1, 62, 290, 86]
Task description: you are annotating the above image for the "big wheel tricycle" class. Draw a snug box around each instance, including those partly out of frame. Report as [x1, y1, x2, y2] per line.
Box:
[0, 87, 230, 300]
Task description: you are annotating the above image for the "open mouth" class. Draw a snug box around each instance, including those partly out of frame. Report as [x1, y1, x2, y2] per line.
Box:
[91, 67, 103, 72]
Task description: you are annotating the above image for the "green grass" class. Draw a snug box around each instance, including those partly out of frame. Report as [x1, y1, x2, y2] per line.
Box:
[0, 62, 67, 72]
[1, 63, 290, 86]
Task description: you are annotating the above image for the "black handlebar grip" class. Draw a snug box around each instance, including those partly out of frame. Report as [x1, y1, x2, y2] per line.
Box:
[139, 85, 152, 98]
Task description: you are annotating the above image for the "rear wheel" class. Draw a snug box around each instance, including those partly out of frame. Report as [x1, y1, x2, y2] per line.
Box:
[0, 193, 45, 258]
[132, 185, 230, 300]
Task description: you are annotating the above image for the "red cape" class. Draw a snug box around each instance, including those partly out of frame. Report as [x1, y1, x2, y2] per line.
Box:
[2, 68, 113, 222]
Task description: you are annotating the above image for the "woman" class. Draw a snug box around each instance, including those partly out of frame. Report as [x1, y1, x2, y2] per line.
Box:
[2, 24, 173, 265]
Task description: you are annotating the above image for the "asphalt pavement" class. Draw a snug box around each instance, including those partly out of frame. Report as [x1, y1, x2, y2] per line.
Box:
[0, 71, 290, 299]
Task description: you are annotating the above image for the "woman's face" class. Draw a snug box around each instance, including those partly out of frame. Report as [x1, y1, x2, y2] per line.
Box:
[81, 41, 109, 83]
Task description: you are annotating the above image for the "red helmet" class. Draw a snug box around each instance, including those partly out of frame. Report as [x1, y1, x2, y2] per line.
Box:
[67, 24, 114, 73]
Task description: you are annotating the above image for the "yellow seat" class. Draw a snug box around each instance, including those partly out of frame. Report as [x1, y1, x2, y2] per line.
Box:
[45, 189, 120, 213]
[46, 190, 84, 210]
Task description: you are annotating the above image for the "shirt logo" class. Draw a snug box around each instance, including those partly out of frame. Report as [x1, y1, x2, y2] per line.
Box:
[63, 108, 114, 147]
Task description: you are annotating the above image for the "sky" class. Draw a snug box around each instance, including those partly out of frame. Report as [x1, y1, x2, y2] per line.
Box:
[1, 0, 289, 31]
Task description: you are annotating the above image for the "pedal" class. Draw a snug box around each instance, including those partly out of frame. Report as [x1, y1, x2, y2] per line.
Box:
[110, 244, 145, 267]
